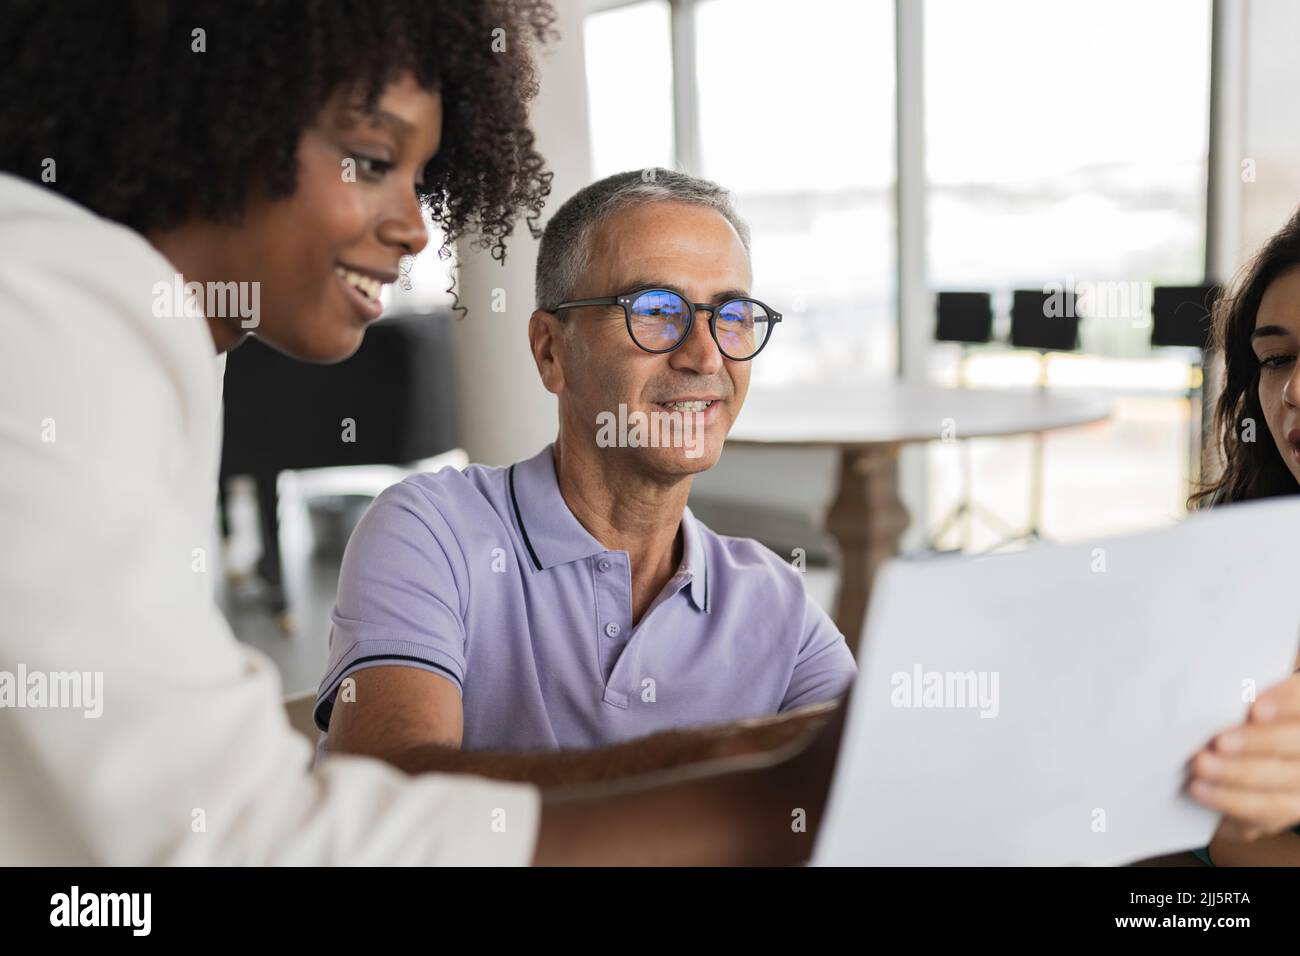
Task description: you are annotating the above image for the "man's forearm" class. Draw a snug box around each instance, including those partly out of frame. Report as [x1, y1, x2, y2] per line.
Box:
[388, 705, 833, 787]
[531, 698, 847, 866]
[532, 761, 802, 865]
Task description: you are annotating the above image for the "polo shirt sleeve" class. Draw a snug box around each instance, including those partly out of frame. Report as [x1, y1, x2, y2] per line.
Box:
[315, 479, 470, 732]
[780, 592, 858, 712]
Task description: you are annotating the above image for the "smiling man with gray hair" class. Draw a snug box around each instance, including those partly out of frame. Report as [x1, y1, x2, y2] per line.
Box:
[313, 168, 856, 785]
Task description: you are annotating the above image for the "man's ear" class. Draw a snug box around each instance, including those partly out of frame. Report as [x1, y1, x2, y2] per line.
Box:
[528, 309, 566, 396]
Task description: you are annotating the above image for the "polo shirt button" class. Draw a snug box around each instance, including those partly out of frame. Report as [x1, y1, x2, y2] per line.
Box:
[597, 559, 612, 573]
[604, 622, 621, 638]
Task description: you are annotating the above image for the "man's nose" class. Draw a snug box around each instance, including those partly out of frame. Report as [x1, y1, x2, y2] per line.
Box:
[669, 306, 724, 375]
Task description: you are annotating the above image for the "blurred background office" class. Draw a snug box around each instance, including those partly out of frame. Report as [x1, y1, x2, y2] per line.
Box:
[215, 0, 1300, 693]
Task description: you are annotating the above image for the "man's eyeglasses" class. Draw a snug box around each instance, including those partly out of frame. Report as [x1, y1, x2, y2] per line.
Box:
[552, 288, 782, 361]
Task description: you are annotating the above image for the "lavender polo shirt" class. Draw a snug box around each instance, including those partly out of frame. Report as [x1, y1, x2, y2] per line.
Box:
[313, 444, 856, 751]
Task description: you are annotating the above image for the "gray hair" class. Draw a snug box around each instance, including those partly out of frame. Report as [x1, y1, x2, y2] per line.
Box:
[534, 167, 751, 311]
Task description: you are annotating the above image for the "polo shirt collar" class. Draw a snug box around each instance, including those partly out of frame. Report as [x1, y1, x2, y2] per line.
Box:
[509, 445, 605, 570]
[508, 444, 710, 612]
[679, 505, 710, 612]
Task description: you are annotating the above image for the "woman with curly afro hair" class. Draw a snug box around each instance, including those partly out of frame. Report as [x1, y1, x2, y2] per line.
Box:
[0, 0, 844, 868]
[0, 0, 556, 358]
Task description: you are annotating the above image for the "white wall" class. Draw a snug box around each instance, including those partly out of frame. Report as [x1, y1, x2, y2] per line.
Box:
[452, 0, 592, 466]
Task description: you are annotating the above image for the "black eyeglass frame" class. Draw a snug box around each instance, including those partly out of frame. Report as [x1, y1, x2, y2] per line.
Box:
[552, 289, 783, 361]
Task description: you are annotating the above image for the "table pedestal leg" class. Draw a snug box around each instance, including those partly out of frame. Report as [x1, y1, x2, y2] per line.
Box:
[825, 445, 910, 656]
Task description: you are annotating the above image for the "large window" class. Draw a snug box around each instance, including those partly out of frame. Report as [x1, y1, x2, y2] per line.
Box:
[585, 0, 897, 387]
[584, 2, 676, 179]
[695, 0, 896, 386]
[583, 0, 1217, 547]
[923, 0, 1212, 545]
[925, 0, 1210, 345]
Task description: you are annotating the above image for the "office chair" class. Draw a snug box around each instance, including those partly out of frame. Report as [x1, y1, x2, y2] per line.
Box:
[928, 292, 1019, 550]
[1007, 287, 1081, 543]
[220, 311, 459, 633]
[1150, 284, 1221, 496]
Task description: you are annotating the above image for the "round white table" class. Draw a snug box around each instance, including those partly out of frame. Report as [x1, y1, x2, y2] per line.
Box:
[727, 381, 1112, 653]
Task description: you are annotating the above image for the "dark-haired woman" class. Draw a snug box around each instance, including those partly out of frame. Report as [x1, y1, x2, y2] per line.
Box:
[0, 1, 841, 866]
[1186, 208, 1300, 865]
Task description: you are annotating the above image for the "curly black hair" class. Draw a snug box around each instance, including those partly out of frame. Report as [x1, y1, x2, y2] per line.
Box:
[0, 0, 556, 265]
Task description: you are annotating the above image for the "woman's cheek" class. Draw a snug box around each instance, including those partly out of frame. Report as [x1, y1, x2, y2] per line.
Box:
[1258, 381, 1283, 433]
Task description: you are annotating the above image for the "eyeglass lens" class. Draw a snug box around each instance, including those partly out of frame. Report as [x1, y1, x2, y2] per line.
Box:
[628, 290, 771, 360]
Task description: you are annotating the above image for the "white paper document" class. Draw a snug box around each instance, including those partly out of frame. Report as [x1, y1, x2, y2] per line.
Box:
[814, 498, 1300, 866]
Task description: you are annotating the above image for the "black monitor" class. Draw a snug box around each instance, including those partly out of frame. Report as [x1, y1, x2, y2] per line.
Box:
[935, 291, 994, 344]
[1151, 285, 1220, 351]
[1010, 288, 1079, 352]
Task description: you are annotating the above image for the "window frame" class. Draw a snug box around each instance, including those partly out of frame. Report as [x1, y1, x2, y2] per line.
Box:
[583, 0, 1227, 382]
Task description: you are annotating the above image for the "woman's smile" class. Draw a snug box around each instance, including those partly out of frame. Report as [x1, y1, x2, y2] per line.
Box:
[334, 263, 394, 323]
